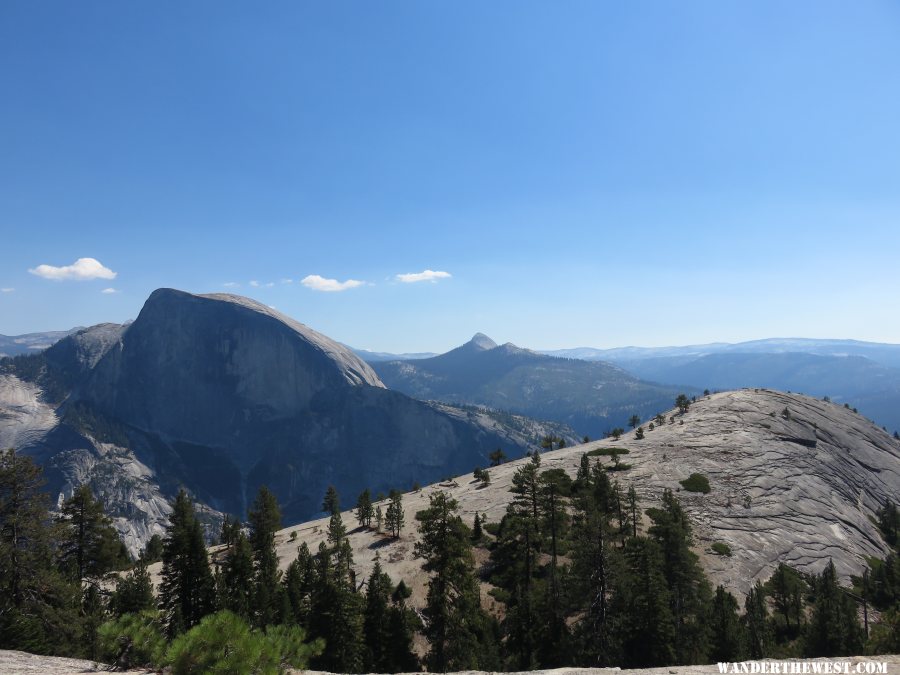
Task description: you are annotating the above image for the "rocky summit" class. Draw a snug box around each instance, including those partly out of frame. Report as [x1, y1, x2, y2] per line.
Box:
[0, 289, 564, 554]
[219, 389, 900, 607]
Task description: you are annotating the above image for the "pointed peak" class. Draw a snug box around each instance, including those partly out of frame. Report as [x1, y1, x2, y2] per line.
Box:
[468, 333, 498, 350]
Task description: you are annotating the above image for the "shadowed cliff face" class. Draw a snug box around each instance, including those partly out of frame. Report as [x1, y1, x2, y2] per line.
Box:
[62, 289, 538, 525]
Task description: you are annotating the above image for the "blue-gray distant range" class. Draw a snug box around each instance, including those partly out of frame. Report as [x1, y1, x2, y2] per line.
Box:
[541, 339, 900, 434]
[369, 334, 690, 439]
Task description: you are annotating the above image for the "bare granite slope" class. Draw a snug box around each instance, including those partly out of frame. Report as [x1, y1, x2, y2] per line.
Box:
[173, 389, 900, 606]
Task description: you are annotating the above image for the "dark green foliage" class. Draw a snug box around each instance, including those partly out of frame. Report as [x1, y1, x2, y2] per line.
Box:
[140, 534, 164, 563]
[112, 559, 156, 616]
[249, 486, 283, 628]
[354, 489, 373, 528]
[61, 401, 130, 447]
[165, 610, 323, 674]
[646, 489, 712, 664]
[308, 542, 366, 673]
[712, 542, 732, 556]
[676, 393, 691, 413]
[363, 561, 420, 672]
[473, 466, 491, 486]
[628, 414, 640, 429]
[472, 512, 483, 541]
[586, 447, 630, 457]
[322, 485, 340, 516]
[877, 501, 900, 548]
[385, 490, 404, 538]
[220, 531, 254, 620]
[0, 449, 82, 656]
[710, 586, 744, 662]
[57, 484, 129, 581]
[765, 563, 807, 640]
[610, 428, 624, 441]
[744, 580, 771, 658]
[219, 515, 241, 546]
[680, 473, 711, 493]
[98, 610, 167, 670]
[489, 448, 507, 466]
[416, 491, 499, 672]
[159, 489, 216, 637]
[804, 560, 864, 657]
[282, 543, 314, 627]
[634, 426, 644, 440]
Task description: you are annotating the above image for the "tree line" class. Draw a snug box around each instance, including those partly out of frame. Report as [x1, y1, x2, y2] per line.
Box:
[2, 446, 899, 672]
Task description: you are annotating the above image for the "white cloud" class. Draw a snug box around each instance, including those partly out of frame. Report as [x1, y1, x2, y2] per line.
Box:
[101, 288, 120, 294]
[223, 282, 240, 288]
[301, 274, 365, 292]
[0, 288, 13, 293]
[280, 278, 293, 284]
[249, 280, 260, 287]
[29, 257, 117, 281]
[395, 269, 452, 284]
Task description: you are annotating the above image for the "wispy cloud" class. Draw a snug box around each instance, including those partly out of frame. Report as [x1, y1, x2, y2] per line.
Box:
[396, 269, 452, 284]
[223, 282, 240, 288]
[249, 280, 275, 288]
[301, 275, 365, 292]
[280, 278, 293, 285]
[29, 257, 117, 281]
[0, 288, 13, 293]
[101, 288, 120, 294]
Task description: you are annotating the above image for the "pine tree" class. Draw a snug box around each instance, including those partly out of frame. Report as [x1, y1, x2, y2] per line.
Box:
[322, 485, 340, 516]
[472, 512, 483, 541]
[219, 530, 254, 620]
[489, 448, 507, 466]
[248, 485, 282, 628]
[415, 491, 498, 672]
[363, 561, 392, 671]
[57, 484, 128, 581]
[282, 542, 315, 627]
[309, 542, 365, 672]
[140, 534, 164, 563]
[537, 467, 572, 666]
[804, 560, 864, 657]
[354, 489, 373, 528]
[570, 471, 618, 665]
[375, 504, 383, 532]
[0, 449, 82, 655]
[710, 585, 744, 662]
[111, 559, 155, 616]
[647, 489, 712, 664]
[614, 536, 677, 667]
[159, 489, 215, 637]
[385, 490, 404, 538]
[744, 580, 770, 658]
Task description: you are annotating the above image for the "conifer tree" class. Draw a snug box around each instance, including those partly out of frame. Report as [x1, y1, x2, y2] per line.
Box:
[804, 560, 864, 657]
[647, 489, 712, 664]
[415, 491, 498, 672]
[282, 542, 314, 626]
[537, 468, 572, 665]
[363, 561, 392, 671]
[744, 580, 770, 658]
[57, 484, 128, 581]
[0, 449, 82, 655]
[111, 559, 155, 616]
[354, 489, 373, 528]
[322, 485, 340, 516]
[710, 585, 744, 662]
[248, 485, 282, 628]
[220, 530, 254, 620]
[385, 490, 404, 538]
[309, 542, 365, 672]
[159, 489, 215, 637]
[614, 536, 676, 667]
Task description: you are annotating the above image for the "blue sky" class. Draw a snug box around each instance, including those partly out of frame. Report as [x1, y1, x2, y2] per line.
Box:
[2, 1, 899, 352]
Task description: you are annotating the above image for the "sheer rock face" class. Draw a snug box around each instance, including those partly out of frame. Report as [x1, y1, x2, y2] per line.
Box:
[1, 289, 542, 554]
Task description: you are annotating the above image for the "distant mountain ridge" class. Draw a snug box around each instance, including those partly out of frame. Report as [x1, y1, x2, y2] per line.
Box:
[372, 333, 691, 438]
[0, 329, 82, 358]
[544, 337, 900, 368]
